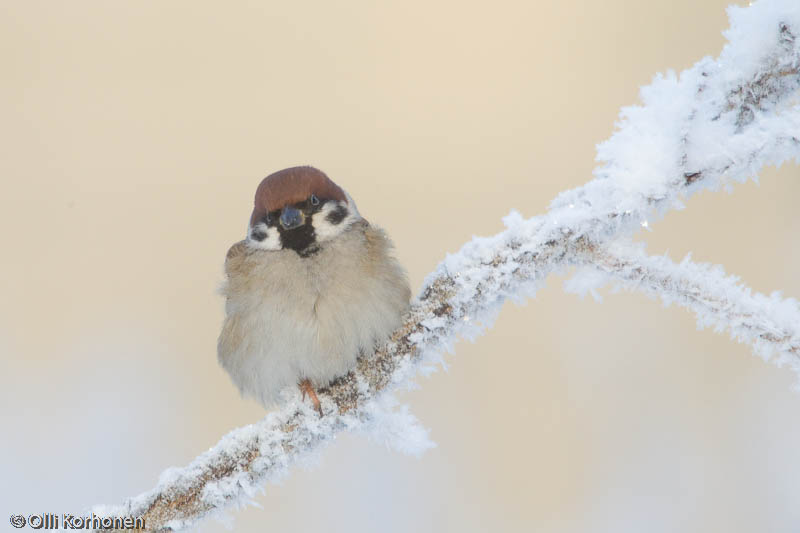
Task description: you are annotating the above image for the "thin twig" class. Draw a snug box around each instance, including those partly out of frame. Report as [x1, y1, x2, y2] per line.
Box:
[589, 243, 800, 373]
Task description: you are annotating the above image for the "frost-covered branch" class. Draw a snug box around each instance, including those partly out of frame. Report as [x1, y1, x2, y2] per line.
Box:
[93, 1, 800, 530]
[570, 243, 800, 376]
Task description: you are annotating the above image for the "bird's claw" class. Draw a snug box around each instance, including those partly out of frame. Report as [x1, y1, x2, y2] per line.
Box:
[299, 379, 323, 417]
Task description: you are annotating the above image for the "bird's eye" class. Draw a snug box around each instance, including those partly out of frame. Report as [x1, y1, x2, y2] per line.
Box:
[264, 213, 272, 225]
[310, 194, 320, 206]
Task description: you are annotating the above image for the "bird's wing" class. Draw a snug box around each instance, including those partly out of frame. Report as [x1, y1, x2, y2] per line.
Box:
[224, 240, 248, 275]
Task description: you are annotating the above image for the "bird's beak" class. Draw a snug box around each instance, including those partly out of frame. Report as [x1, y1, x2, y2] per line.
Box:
[279, 206, 305, 230]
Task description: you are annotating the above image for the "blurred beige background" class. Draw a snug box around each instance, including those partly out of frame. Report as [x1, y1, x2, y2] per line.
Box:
[2, 1, 799, 532]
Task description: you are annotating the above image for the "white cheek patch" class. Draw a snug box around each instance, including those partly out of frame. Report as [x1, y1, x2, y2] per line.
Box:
[312, 201, 359, 243]
[246, 222, 281, 251]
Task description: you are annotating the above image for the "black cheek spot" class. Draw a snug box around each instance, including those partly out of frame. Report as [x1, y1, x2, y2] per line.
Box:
[251, 229, 267, 241]
[326, 205, 348, 225]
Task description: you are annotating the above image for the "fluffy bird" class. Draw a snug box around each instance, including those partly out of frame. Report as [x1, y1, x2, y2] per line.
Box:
[217, 166, 410, 414]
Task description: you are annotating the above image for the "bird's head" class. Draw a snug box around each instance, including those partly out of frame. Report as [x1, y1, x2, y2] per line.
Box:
[246, 166, 361, 256]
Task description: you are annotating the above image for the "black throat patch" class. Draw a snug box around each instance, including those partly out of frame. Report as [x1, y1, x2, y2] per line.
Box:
[278, 219, 318, 256]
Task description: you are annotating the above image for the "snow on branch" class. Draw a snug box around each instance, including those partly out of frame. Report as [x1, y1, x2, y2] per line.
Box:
[569, 242, 800, 377]
[92, 1, 800, 531]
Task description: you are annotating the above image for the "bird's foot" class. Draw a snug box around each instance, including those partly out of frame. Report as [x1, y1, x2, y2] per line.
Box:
[299, 379, 323, 417]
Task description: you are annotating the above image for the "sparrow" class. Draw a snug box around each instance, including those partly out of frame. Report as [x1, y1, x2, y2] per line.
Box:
[217, 166, 411, 415]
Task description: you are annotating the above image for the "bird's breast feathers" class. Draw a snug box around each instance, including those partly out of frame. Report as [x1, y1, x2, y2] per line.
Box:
[217, 222, 410, 405]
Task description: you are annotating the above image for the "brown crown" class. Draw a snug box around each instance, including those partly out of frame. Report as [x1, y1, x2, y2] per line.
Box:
[250, 166, 347, 226]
